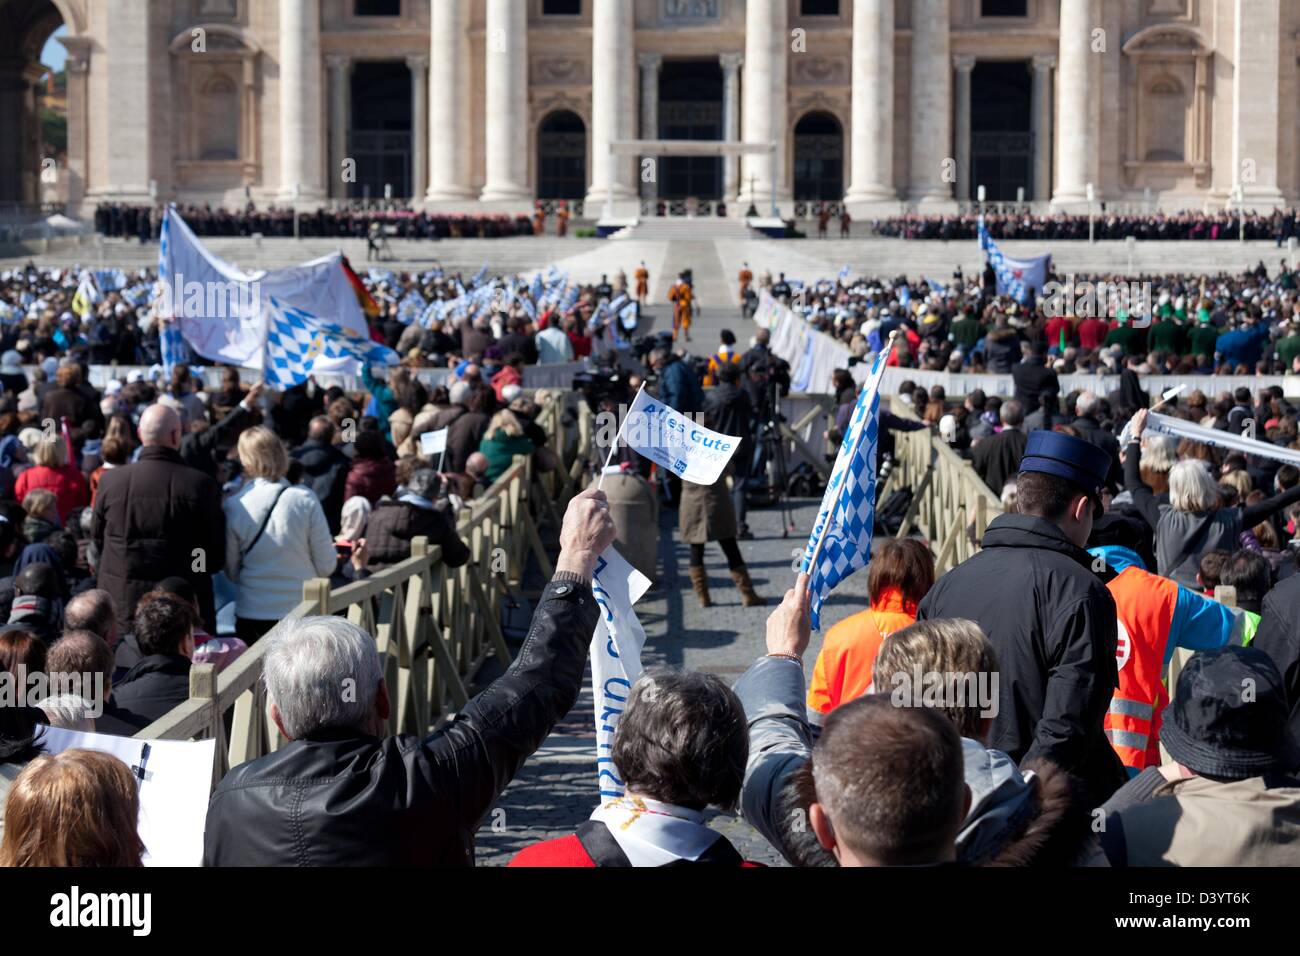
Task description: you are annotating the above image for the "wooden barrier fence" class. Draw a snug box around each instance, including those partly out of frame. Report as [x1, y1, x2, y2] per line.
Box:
[137, 391, 585, 788]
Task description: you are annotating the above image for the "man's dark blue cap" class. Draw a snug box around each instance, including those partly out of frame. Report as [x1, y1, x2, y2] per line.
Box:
[1019, 429, 1112, 495]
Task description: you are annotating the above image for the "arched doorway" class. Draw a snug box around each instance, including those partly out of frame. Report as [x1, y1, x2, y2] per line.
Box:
[349, 61, 412, 200]
[0, 0, 67, 208]
[536, 110, 587, 200]
[793, 112, 844, 201]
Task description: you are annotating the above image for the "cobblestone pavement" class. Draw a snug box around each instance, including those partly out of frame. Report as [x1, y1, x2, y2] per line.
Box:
[475, 495, 868, 867]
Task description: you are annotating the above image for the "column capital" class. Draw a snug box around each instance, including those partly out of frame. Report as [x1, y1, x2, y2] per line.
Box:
[719, 52, 744, 72]
[325, 53, 352, 72]
[953, 54, 976, 73]
[638, 52, 663, 72]
[405, 53, 429, 73]
[1031, 53, 1057, 72]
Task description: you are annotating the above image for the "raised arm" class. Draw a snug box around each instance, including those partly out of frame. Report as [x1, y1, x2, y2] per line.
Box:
[422, 490, 616, 833]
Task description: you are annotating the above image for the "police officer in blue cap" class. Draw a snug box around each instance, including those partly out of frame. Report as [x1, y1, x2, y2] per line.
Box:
[918, 429, 1129, 804]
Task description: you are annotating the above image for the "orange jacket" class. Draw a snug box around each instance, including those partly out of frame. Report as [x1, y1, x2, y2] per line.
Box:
[1105, 567, 1178, 770]
[807, 589, 918, 718]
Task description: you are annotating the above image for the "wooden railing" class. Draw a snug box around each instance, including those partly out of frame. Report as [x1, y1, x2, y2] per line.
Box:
[137, 391, 583, 787]
[882, 404, 1004, 574]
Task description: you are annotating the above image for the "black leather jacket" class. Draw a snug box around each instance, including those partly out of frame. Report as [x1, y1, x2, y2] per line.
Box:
[202, 574, 597, 866]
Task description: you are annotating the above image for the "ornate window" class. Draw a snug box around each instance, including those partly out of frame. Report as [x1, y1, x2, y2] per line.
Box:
[1143, 76, 1186, 162]
[198, 75, 240, 160]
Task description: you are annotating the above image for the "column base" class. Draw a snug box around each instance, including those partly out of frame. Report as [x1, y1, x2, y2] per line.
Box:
[424, 186, 478, 203]
[276, 188, 327, 206]
[478, 185, 534, 206]
[908, 190, 958, 214]
[584, 185, 639, 207]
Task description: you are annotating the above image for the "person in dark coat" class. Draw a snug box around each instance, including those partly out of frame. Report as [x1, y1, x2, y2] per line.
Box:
[179, 384, 258, 478]
[704, 364, 755, 537]
[364, 470, 470, 569]
[1070, 391, 1123, 490]
[1011, 341, 1058, 418]
[650, 348, 703, 415]
[201, 489, 616, 866]
[1251, 572, 1300, 747]
[971, 400, 1028, 496]
[917, 430, 1128, 805]
[40, 363, 103, 433]
[444, 387, 493, 474]
[92, 405, 226, 632]
[109, 593, 195, 731]
[291, 416, 352, 534]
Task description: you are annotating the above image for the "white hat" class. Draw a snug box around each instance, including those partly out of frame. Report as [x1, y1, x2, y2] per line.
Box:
[127, 370, 145, 384]
[938, 414, 958, 443]
[104, 379, 123, 396]
[501, 384, 523, 404]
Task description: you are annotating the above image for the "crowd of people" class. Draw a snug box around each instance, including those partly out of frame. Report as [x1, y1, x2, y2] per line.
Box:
[0, 235, 1298, 870]
[874, 209, 1300, 243]
[93, 203, 538, 242]
[763, 258, 1300, 376]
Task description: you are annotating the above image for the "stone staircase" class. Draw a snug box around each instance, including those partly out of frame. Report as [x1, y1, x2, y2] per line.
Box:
[608, 217, 757, 241]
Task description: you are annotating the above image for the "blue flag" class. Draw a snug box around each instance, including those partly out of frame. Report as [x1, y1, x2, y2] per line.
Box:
[800, 347, 891, 630]
[979, 217, 1050, 304]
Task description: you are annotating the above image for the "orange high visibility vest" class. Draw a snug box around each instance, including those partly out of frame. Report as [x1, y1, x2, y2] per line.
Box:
[1105, 566, 1179, 770]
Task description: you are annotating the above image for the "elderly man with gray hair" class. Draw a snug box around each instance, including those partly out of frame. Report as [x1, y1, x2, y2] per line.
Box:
[364, 468, 471, 569]
[202, 488, 617, 866]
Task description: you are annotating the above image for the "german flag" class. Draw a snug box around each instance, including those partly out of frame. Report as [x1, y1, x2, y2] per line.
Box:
[340, 257, 380, 319]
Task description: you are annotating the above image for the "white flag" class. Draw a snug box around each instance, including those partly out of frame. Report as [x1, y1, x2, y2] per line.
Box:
[589, 546, 651, 799]
[420, 428, 449, 456]
[621, 385, 742, 485]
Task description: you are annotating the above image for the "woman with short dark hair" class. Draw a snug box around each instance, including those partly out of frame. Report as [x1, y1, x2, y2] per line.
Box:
[510, 670, 758, 867]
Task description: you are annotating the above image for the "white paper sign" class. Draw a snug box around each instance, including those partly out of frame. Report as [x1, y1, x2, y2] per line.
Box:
[622, 386, 741, 486]
[589, 546, 652, 799]
[36, 726, 217, 867]
[420, 428, 449, 456]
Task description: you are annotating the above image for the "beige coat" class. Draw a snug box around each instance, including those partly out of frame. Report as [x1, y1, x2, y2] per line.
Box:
[588, 471, 659, 579]
[1118, 773, 1300, 866]
[678, 474, 737, 545]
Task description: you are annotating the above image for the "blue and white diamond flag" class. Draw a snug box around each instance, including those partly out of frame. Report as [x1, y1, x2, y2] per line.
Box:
[799, 344, 892, 630]
[264, 296, 398, 390]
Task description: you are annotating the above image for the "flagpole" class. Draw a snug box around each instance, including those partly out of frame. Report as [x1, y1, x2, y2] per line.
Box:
[597, 383, 645, 492]
[801, 334, 897, 581]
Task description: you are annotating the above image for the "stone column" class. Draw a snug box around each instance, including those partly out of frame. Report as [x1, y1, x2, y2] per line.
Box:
[428, 0, 472, 201]
[102, 0, 154, 202]
[720, 52, 744, 204]
[0, 62, 28, 204]
[407, 55, 429, 202]
[844, 0, 895, 206]
[63, 43, 91, 213]
[638, 54, 662, 200]
[326, 55, 351, 200]
[480, 0, 531, 203]
[907, 0, 952, 206]
[1030, 54, 1055, 202]
[739, 0, 788, 212]
[279, 0, 324, 201]
[952, 55, 975, 202]
[1232, 0, 1284, 206]
[587, 0, 637, 209]
[1053, 0, 1094, 207]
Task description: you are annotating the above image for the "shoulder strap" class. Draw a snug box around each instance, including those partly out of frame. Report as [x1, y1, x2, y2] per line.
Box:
[575, 820, 633, 868]
[241, 484, 290, 561]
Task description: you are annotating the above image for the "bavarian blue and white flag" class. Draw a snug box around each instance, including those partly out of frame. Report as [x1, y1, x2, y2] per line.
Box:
[264, 297, 398, 390]
[978, 217, 1050, 304]
[799, 344, 892, 631]
[589, 546, 652, 798]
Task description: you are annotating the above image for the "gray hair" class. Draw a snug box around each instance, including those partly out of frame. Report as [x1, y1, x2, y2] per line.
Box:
[1168, 458, 1220, 513]
[1000, 400, 1024, 428]
[1075, 391, 1099, 418]
[263, 616, 383, 739]
[448, 380, 472, 406]
[1140, 434, 1177, 472]
[406, 468, 441, 501]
